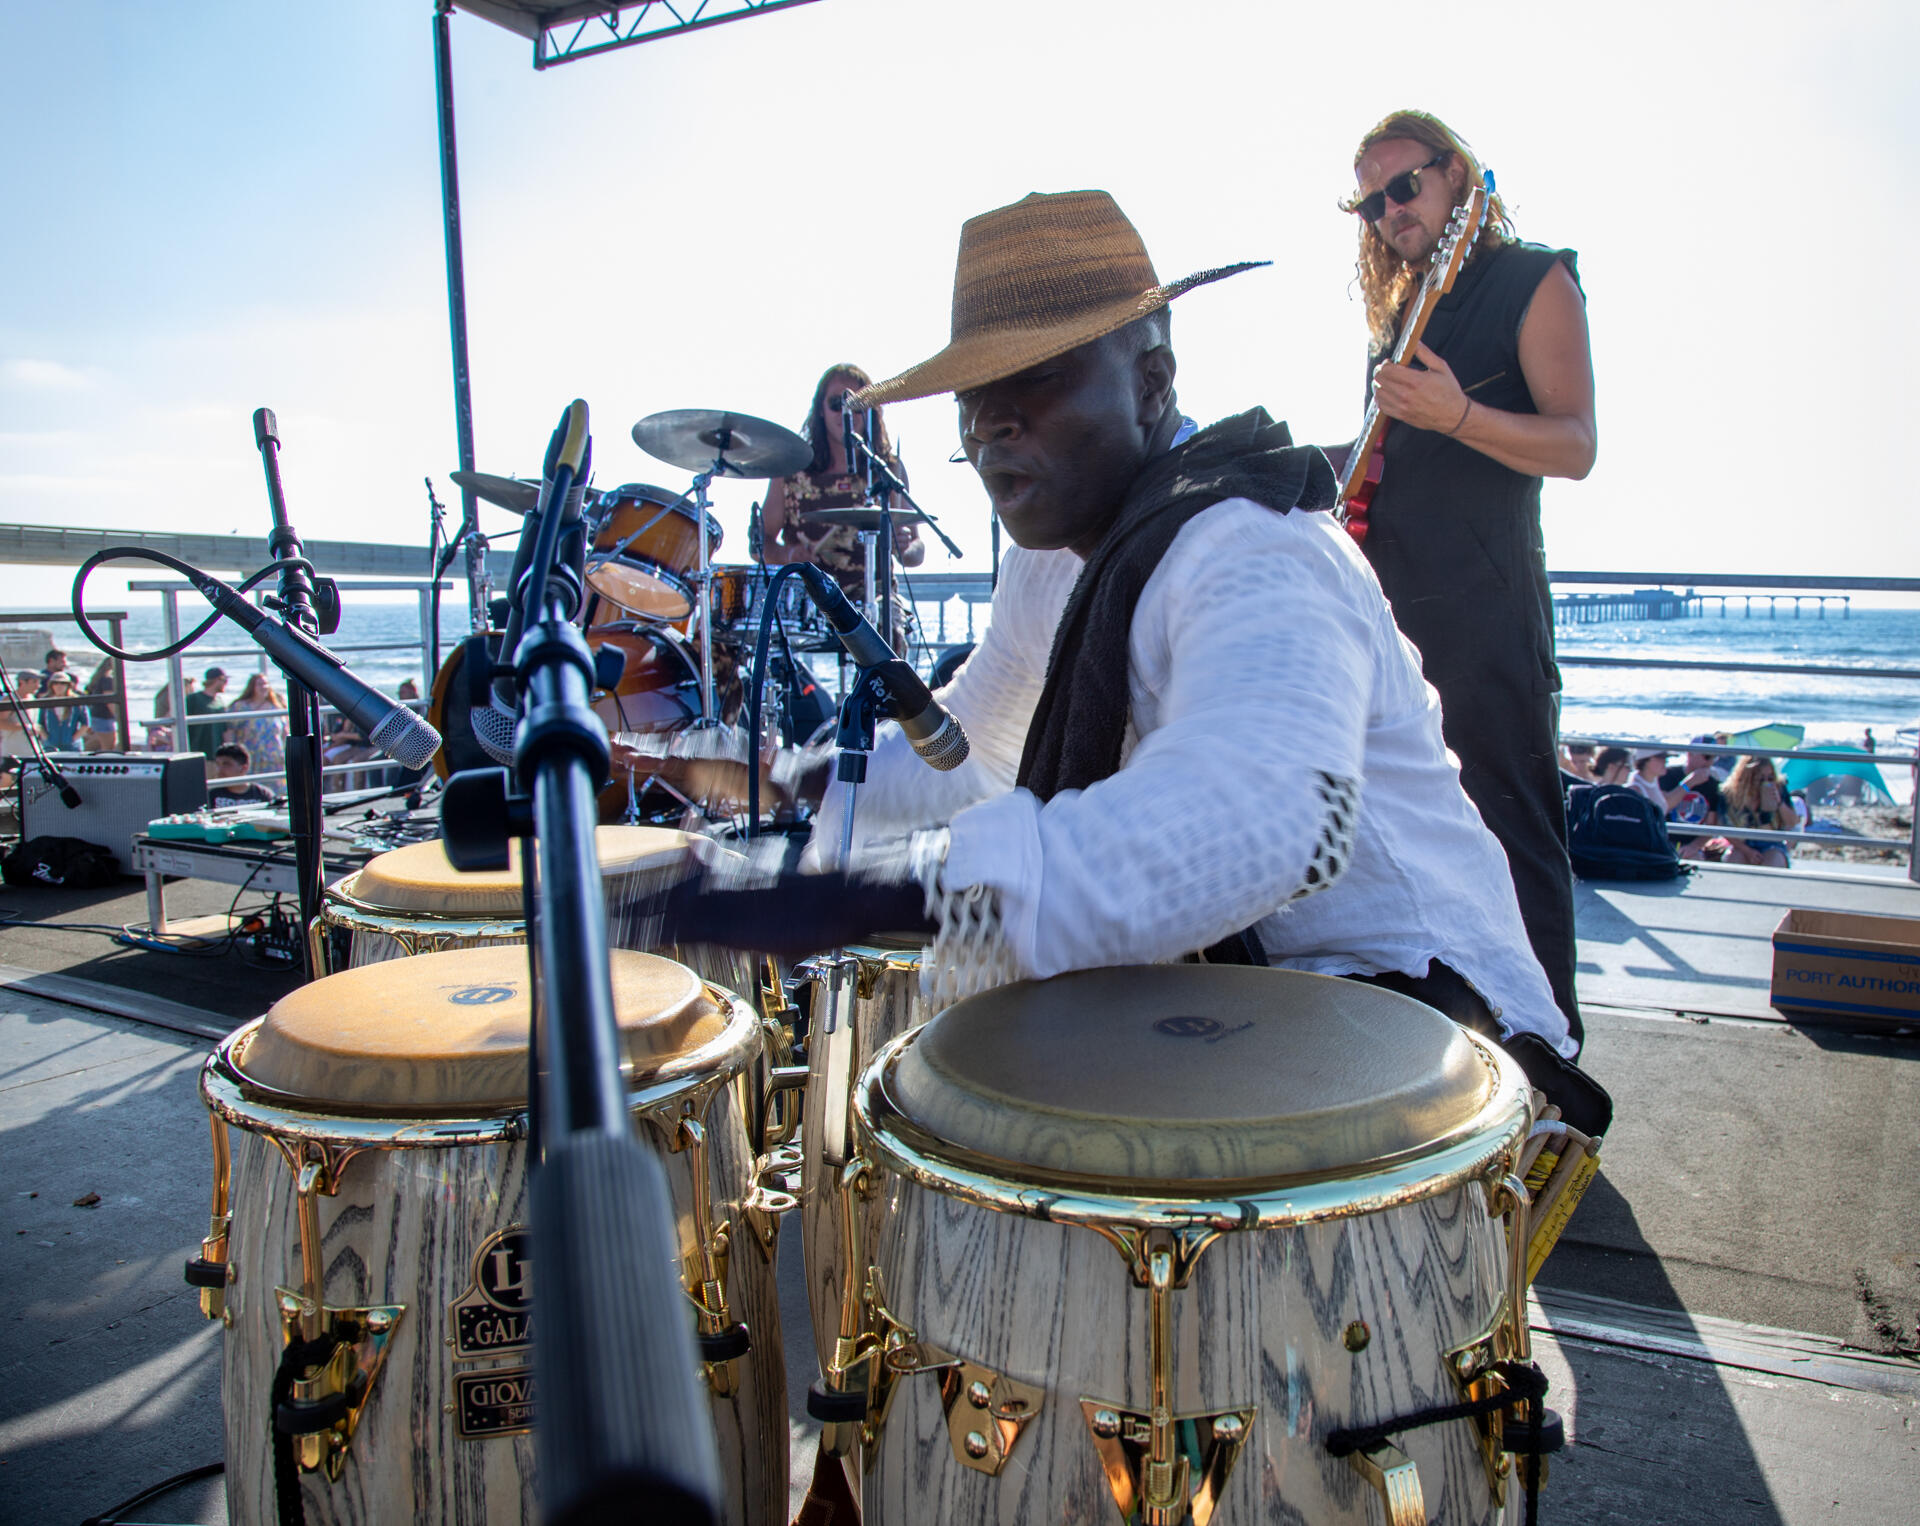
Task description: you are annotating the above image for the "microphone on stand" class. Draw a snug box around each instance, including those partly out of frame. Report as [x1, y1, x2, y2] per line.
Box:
[795, 563, 968, 772]
[185, 571, 443, 771]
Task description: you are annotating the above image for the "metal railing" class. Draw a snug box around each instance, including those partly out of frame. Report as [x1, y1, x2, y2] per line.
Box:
[130, 578, 449, 798]
[0, 607, 135, 752]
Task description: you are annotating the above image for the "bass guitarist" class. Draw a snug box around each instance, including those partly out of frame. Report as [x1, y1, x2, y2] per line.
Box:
[1332, 110, 1597, 1047]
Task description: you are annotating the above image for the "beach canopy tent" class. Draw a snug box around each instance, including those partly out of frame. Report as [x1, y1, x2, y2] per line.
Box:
[1782, 746, 1894, 805]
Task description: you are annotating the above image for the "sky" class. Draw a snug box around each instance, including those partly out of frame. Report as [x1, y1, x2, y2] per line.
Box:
[2, 0, 1916, 617]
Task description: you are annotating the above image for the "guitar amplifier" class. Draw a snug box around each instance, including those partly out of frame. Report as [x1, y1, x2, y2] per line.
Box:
[18, 753, 208, 873]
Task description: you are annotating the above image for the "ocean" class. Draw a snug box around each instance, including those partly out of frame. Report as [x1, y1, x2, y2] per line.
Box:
[10, 590, 1916, 798]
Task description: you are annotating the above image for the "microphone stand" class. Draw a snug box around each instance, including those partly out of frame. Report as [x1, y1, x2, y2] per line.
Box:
[439, 401, 722, 1526]
[0, 660, 81, 810]
[252, 408, 328, 978]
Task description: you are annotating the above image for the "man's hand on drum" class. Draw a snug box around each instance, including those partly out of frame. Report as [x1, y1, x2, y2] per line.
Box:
[651, 858, 932, 961]
[608, 737, 775, 816]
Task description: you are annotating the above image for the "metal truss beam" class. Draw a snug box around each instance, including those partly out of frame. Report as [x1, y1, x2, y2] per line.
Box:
[455, 1, 822, 70]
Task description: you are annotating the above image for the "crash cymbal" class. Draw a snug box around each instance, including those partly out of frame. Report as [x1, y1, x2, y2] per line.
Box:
[449, 471, 541, 515]
[798, 506, 930, 531]
[631, 409, 811, 479]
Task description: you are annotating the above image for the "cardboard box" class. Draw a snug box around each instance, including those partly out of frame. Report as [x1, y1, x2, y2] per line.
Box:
[1770, 909, 1920, 1026]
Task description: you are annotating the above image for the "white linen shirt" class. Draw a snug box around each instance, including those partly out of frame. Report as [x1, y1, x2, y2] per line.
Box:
[812, 497, 1571, 1054]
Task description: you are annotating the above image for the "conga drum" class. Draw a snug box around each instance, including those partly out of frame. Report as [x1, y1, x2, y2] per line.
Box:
[793, 939, 932, 1385]
[847, 966, 1537, 1525]
[314, 824, 743, 984]
[198, 947, 791, 1526]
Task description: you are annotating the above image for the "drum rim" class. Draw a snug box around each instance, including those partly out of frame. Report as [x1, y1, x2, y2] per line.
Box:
[585, 555, 696, 620]
[854, 1026, 1532, 1229]
[202, 985, 762, 1144]
[319, 889, 526, 941]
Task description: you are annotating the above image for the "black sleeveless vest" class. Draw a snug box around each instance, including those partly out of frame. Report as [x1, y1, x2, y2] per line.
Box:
[1361, 240, 1579, 693]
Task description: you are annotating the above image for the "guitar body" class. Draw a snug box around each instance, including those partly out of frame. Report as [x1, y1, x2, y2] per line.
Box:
[1337, 185, 1491, 547]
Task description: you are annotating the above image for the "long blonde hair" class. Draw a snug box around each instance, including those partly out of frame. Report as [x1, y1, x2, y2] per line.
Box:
[1722, 756, 1787, 818]
[1351, 109, 1514, 353]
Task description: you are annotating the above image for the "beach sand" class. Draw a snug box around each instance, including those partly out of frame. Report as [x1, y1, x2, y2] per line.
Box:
[1791, 801, 1914, 864]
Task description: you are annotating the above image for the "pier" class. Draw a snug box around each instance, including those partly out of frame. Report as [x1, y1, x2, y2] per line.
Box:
[1554, 585, 1852, 625]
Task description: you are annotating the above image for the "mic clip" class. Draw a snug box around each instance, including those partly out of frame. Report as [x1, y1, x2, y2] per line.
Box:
[833, 661, 913, 781]
[440, 767, 533, 872]
[260, 577, 342, 634]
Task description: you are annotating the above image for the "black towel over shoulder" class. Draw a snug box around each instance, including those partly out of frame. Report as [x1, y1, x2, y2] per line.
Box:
[1015, 408, 1338, 803]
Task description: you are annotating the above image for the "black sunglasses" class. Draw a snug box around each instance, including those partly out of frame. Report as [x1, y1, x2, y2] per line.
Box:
[1346, 152, 1450, 223]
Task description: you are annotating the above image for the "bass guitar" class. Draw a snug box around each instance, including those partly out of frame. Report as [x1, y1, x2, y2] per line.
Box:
[1338, 183, 1490, 545]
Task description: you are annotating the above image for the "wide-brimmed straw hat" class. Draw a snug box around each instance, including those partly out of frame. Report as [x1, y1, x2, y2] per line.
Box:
[850, 190, 1265, 409]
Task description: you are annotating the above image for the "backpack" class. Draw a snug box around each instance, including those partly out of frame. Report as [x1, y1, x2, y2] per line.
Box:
[2, 835, 122, 889]
[1565, 784, 1685, 881]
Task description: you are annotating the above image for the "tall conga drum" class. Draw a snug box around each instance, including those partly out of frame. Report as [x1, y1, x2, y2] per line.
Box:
[848, 966, 1537, 1525]
[197, 947, 790, 1526]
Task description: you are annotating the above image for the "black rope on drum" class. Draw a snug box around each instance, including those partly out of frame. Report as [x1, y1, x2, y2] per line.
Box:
[1325, 1360, 1551, 1526]
[270, 1332, 342, 1526]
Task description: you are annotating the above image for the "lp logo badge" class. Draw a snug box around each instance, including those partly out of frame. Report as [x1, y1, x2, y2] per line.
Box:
[449, 985, 516, 1006]
[450, 1226, 534, 1363]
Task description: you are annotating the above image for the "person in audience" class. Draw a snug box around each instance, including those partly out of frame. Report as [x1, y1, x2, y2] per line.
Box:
[35, 669, 81, 751]
[1591, 746, 1631, 785]
[1719, 756, 1795, 868]
[223, 672, 288, 780]
[208, 742, 275, 807]
[80, 659, 118, 750]
[185, 667, 229, 756]
[1559, 741, 1596, 779]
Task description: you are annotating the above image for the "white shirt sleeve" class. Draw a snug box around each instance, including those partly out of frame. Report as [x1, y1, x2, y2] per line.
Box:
[941, 502, 1372, 977]
[804, 546, 1079, 865]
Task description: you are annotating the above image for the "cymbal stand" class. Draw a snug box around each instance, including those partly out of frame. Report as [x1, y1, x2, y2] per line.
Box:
[687, 465, 720, 727]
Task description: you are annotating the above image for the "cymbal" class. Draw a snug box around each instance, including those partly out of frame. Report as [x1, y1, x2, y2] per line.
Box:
[449, 471, 540, 515]
[798, 506, 930, 531]
[631, 409, 811, 479]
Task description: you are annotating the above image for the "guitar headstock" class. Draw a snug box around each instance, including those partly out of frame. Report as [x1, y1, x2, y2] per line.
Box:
[1424, 184, 1489, 298]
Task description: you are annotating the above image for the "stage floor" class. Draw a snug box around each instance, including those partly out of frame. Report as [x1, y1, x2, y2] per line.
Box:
[2, 863, 1916, 1522]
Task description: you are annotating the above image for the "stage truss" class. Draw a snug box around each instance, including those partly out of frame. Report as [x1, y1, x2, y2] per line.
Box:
[455, 0, 822, 69]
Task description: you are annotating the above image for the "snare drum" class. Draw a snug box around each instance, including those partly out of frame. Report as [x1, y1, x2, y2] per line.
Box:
[587, 484, 723, 622]
[794, 941, 931, 1382]
[845, 966, 1536, 1525]
[199, 947, 790, 1526]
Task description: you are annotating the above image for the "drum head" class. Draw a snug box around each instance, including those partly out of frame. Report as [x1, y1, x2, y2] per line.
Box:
[586, 556, 695, 622]
[870, 966, 1500, 1190]
[339, 826, 700, 916]
[241, 946, 723, 1111]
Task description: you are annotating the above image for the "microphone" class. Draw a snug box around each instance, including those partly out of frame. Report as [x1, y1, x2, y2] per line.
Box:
[187, 573, 443, 771]
[795, 563, 968, 771]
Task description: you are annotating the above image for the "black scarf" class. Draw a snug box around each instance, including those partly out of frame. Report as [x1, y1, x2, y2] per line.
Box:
[1016, 408, 1338, 802]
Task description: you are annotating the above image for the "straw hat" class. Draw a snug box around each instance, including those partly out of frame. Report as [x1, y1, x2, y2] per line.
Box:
[850, 190, 1265, 408]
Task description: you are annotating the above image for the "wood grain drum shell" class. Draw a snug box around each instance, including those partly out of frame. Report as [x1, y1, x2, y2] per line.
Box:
[205, 985, 787, 1526]
[847, 968, 1536, 1525]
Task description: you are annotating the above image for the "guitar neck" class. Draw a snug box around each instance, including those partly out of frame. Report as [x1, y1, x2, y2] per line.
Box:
[1337, 401, 1386, 503]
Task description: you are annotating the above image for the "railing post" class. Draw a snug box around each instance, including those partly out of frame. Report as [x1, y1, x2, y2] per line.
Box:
[164, 593, 187, 755]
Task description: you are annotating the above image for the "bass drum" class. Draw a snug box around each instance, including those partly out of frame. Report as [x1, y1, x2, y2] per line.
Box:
[426, 632, 504, 780]
[850, 966, 1537, 1526]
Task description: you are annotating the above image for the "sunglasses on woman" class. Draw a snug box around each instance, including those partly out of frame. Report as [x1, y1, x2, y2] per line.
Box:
[1345, 152, 1450, 223]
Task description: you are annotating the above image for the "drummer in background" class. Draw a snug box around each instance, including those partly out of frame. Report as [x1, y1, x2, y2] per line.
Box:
[657, 191, 1606, 1108]
[758, 364, 924, 630]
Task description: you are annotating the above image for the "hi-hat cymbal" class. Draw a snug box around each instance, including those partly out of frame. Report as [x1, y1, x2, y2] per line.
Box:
[798, 506, 930, 531]
[631, 409, 811, 479]
[449, 471, 540, 515]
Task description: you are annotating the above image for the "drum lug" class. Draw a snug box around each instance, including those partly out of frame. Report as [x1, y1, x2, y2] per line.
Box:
[743, 1143, 803, 1262]
[1080, 1237, 1255, 1525]
[1347, 1439, 1425, 1526]
[186, 1114, 233, 1320]
[273, 1289, 406, 1482]
[888, 1344, 1044, 1478]
[673, 1115, 744, 1395]
[1444, 1170, 1534, 1504]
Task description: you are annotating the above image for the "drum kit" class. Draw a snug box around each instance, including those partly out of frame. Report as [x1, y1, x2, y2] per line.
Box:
[440, 406, 933, 821]
[189, 848, 1597, 1524]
